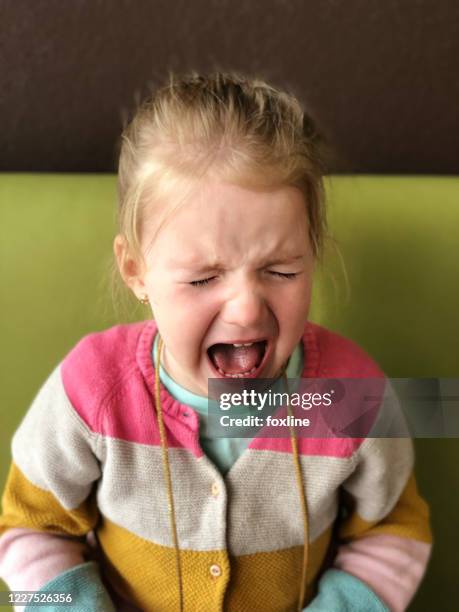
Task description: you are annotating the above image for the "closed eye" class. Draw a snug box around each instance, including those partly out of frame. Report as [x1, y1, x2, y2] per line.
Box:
[268, 271, 299, 279]
[190, 271, 299, 287]
[190, 276, 217, 287]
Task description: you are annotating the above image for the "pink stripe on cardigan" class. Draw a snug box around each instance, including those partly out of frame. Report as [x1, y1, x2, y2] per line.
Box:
[60, 320, 384, 458]
[0, 527, 86, 591]
[334, 533, 432, 611]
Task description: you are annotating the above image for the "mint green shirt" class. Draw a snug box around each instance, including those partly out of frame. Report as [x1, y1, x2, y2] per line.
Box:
[152, 335, 304, 474]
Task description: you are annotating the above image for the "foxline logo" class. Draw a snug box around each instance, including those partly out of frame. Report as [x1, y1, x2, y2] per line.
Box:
[219, 413, 312, 428]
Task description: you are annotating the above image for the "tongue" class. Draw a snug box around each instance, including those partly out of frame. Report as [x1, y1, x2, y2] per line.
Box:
[209, 342, 264, 374]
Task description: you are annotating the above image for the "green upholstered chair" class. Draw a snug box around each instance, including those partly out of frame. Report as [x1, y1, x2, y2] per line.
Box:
[1, 174, 458, 609]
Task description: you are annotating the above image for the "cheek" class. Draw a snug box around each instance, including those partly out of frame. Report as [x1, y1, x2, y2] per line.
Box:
[276, 279, 312, 321]
[154, 287, 216, 353]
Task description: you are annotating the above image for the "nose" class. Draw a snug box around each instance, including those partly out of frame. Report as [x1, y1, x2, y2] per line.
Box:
[220, 277, 268, 328]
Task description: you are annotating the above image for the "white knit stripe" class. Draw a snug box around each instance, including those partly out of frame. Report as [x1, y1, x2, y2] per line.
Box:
[226, 449, 356, 554]
[96, 441, 356, 553]
[11, 365, 101, 511]
[342, 436, 414, 521]
[97, 438, 227, 551]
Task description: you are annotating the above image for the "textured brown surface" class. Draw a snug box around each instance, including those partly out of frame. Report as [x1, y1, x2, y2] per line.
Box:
[1, 0, 458, 173]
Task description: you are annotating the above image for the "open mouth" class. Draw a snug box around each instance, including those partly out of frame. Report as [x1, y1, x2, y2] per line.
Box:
[207, 340, 268, 378]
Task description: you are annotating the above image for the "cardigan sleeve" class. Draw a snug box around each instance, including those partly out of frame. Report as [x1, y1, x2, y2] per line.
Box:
[331, 435, 432, 612]
[0, 364, 114, 609]
[304, 568, 389, 611]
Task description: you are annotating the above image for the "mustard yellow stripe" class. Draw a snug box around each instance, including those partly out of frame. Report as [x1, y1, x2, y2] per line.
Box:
[98, 517, 230, 612]
[226, 527, 333, 610]
[0, 462, 98, 537]
[97, 517, 333, 611]
[339, 471, 432, 543]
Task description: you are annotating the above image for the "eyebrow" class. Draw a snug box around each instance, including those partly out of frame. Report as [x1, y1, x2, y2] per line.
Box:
[172, 254, 305, 273]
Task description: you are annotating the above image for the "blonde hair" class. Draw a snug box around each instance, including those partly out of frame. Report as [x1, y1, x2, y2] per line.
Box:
[112, 71, 331, 316]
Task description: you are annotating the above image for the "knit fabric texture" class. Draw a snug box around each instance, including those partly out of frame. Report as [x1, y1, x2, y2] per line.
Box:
[0, 320, 432, 611]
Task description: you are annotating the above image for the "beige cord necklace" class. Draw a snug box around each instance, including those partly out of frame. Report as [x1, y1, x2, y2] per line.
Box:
[154, 335, 309, 611]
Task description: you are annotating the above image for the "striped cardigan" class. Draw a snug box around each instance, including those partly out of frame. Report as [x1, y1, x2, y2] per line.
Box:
[0, 320, 432, 611]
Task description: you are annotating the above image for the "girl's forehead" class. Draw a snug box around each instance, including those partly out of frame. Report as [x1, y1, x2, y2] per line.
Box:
[141, 180, 310, 261]
[160, 181, 308, 226]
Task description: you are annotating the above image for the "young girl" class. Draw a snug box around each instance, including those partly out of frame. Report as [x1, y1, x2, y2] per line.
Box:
[0, 72, 432, 611]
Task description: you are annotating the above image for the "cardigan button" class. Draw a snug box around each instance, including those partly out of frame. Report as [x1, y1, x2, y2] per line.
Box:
[211, 482, 220, 497]
[209, 564, 222, 578]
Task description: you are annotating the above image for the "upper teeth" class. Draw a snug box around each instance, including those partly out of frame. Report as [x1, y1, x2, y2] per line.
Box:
[232, 342, 253, 347]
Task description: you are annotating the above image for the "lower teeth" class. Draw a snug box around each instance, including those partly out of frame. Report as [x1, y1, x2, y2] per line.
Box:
[217, 366, 257, 377]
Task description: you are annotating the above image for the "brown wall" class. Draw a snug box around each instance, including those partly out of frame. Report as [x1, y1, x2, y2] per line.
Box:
[1, 0, 458, 173]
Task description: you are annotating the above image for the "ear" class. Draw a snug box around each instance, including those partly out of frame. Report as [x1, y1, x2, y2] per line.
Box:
[113, 234, 147, 298]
